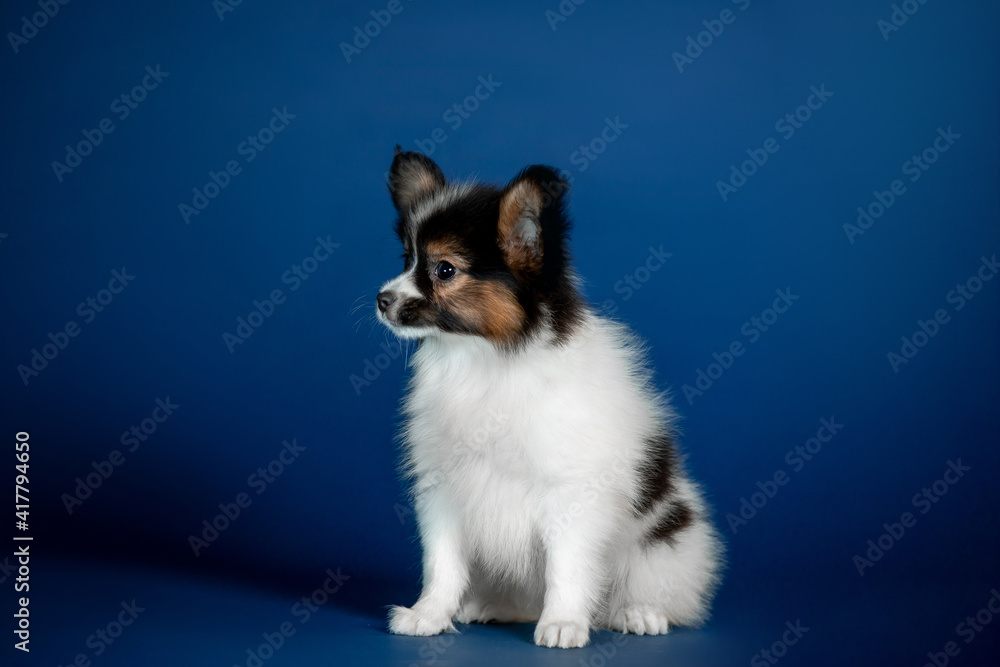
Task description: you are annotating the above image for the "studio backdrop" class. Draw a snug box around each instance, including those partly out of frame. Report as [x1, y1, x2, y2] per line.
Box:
[1, 1, 998, 666]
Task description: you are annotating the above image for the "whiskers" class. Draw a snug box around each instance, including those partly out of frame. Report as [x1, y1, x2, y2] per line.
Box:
[350, 293, 381, 337]
[350, 293, 414, 368]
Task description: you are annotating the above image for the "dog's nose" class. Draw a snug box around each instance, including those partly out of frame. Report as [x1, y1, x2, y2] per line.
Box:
[377, 291, 397, 313]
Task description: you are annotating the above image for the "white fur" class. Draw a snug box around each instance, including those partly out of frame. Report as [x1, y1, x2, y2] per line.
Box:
[406, 183, 475, 232]
[384, 311, 723, 648]
[378, 267, 437, 341]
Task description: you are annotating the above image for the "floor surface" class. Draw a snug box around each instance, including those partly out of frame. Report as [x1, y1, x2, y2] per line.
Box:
[15, 556, 1000, 667]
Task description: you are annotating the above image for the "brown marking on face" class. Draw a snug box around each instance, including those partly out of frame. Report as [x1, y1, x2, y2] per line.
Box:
[498, 180, 543, 273]
[426, 237, 469, 270]
[435, 273, 525, 345]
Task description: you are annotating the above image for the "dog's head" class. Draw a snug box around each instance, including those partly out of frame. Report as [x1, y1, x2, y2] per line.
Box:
[376, 147, 582, 349]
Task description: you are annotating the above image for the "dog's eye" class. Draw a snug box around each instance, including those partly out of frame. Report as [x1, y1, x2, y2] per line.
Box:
[434, 261, 456, 281]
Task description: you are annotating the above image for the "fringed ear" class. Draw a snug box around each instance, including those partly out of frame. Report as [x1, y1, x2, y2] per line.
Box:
[498, 166, 569, 274]
[387, 146, 446, 213]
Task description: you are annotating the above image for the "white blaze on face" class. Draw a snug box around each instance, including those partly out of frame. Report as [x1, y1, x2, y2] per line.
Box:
[376, 182, 477, 340]
[377, 252, 437, 340]
[380, 261, 421, 302]
[408, 183, 475, 227]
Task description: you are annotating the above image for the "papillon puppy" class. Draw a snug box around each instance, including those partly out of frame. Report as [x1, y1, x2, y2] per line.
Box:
[376, 147, 722, 648]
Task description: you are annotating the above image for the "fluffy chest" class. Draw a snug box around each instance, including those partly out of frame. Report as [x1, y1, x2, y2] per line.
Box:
[399, 330, 651, 569]
[403, 343, 557, 562]
[404, 341, 543, 467]
[406, 366, 537, 490]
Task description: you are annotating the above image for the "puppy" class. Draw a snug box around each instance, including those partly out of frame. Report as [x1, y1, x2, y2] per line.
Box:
[376, 147, 722, 648]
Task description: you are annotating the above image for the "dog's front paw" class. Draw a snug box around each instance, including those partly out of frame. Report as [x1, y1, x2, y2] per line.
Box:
[607, 607, 670, 635]
[533, 620, 590, 648]
[388, 605, 456, 636]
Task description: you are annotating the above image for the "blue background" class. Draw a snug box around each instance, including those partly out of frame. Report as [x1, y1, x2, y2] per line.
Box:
[2, 0, 998, 665]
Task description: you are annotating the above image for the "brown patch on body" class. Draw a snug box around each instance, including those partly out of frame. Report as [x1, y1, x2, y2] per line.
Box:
[498, 180, 543, 273]
[436, 273, 525, 345]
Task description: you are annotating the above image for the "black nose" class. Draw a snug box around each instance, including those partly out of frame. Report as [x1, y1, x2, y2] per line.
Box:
[377, 291, 396, 313]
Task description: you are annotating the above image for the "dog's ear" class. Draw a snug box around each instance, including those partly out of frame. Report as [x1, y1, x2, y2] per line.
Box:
[498, 166, 569, 274]
[388, 146, 446, 213]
